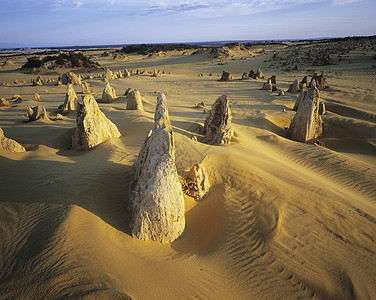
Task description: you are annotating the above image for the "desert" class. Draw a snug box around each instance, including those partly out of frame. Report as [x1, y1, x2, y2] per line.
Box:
[0, 35, 376, 299]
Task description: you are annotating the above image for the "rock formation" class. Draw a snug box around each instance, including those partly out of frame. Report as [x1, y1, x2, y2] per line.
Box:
[0, 127, 26, 152]
[293, 84, 307, 111]
[126, 89, 143, 110]
[32, 76, 44, 86]
[311, 71, 329, 89]
[0, 98, 11, 107]
[104, 68, 115, 80]
[181, 164, 210, 201]
[81, 81, 92, 94]
[241, 72, 249, 80]
[71, 94, 121, 150]
[204, 94, 233, 144]
[288, 79, 300, 94]
[124, 69, 131, 77]
[287, 87, 323, 143]
[33, 93, 41, 101]
[152, 68, 162, 77]
[61, 72, 81, 85]
[26, 106, 50, 121]
[319, 102, 326, 115]
[101, 82, 116, 103]
[269, 75, 277, 85]
[262, 79, 273, 91]
[60, 84, 78, 114]
[131, 93, 184, 243]
[218, 71, 233, 82]
[278, 90, 285, 96]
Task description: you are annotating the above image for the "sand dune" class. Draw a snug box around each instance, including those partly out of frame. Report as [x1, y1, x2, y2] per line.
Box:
[1, 39, 376, 299]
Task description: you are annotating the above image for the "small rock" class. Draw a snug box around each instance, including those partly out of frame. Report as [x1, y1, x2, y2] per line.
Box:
[26, 106, 50, 121]
[182, 164, 210, 201]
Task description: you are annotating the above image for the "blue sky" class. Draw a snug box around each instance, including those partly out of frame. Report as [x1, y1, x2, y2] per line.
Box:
[0, 0, 375, 48]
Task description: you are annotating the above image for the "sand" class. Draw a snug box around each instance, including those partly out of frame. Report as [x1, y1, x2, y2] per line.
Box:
[0, 39, 376, 299]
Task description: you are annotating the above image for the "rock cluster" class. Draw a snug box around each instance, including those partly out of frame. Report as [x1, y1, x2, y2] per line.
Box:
[101, 82, 116, 103]
[32, 76, 44, 86]
[311, 71, 329, 89]
[204, 94, 233, 144]
[218, 71, 233, 82]
[0, 98, 11, 107]
[0, 127, 26, 152]
[81, 81, 92, 94]
[71, 95, 121, 150]
[152, 68, 162, 77]
[287, 87, 323, 143]
[60, 72, 81, 85]
[249, 68, 264, 79]
[26, 106, 50, 122]
[181, 164, 210, 201]
[131, 93, 185, 243]
[126, 89, 143, 110]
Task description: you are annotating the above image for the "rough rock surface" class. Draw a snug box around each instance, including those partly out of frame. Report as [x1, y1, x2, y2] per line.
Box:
[288, 79, 300, 94]
[182, 164, 210, 200]
[33, 93, 41, 101]
[60, 84, 78, 114]
[81, 81, 92, 94]
[131, 93, 184, 243]
[71, 95, 121, 150]
[218, 71, 233, 82]
[61, 72, 81, 85]
[262, 80, 273, 91]
[32, 76, 44, 86]
[319, 102, 326, 115]
[101, 82, 116, 103]
[293, 84, 307, 111]
[27, 106, 50, 122]
[0, 127, 26, 152]
[0, 98, 11, 107]
[204, 94, 233, 144]
[287, 87, 323, 143]
[311, 71, 329, 89]
[126, 89, 143, 110]
[104, 68, 115, 80]
[152, 68, 162, 77]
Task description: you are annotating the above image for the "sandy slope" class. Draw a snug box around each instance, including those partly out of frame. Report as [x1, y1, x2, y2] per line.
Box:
[0, 41, 376, 299]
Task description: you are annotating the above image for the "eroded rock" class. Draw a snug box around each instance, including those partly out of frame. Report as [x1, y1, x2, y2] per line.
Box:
[218, 71, 233, 82]
[81, 81, 92, 94]
[0, 98, 11, 107]
[287, 87, 323, 143]
[126, 89, 143, 110]
[61, 72, 81, 85]
[101, 82, 116, 103]
[182, 164, 210, 201]
[71, 94, 121, 150]
[131, 93, 184, 243]
[60, 84, 78, 114]
[0, 127, 26, 152]
[204, 94, 233, 144]
[288, 79, 300, 94]
[26, 106, 50, 121]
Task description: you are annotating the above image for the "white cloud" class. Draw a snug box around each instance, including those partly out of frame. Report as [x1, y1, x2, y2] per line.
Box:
[48, 0, 363, 14]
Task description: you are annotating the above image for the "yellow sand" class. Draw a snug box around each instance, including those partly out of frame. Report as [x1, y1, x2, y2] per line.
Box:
[0, 41, 376, 299]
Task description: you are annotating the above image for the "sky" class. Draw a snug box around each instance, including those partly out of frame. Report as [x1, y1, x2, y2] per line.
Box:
[0, 0, 375, 48]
